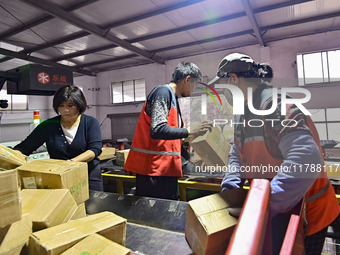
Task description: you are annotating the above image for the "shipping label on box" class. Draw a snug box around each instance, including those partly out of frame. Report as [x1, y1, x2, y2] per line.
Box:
[185, 188, 248, 255]
[16, 159, 88, 204]
[0, 169, 22, 228]
[0, 214, 32, 255]
[0, 145, 26, 170]
[116, 149, 130, 166]
[29, 211, 127, 255]
[60, 233, 131, 255]
[191, 127, 231, 167]
[21, 189, 77, 232]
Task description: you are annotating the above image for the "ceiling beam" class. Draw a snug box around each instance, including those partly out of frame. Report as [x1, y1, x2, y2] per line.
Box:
[0, 31, 88, 64]
[2, 0, 312, 66]
[241, 0, 265, 46]
[0, 0, 204, 65]
[52, 12, 245, 62]
[51, 0, 312, 63]
[93, 26, 340, 73]
[75, 7, 340, 70]
[0, 0, 100, 40]
[262, 11, 340, 30]
[20, 0, 180, 64]
[0, 47, 95, 76]
[75, 30, 253, 68]
[254, 0, 313, 13]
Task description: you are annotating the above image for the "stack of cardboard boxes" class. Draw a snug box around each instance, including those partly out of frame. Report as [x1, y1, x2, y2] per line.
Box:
[0, 145, 131, 255]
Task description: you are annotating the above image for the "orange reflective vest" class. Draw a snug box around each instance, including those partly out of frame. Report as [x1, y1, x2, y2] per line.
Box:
[236, 87, 339, 235]
[124, 85, 183, 177]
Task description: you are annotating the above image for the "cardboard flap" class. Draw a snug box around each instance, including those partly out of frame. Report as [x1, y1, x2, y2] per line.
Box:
[16, 159, 86, 174]
[0, 214, 32, 254]
[188, 189, 248, 216]
[0, 169, 22, 228]
[31, 211, 126, 246]
[0, 145, 27, 170]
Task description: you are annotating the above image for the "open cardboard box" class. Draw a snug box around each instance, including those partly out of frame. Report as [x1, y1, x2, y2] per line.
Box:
[0, 145, 26, 170]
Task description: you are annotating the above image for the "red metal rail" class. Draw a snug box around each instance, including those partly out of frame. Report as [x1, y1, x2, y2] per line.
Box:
[225, 179, 271, 255]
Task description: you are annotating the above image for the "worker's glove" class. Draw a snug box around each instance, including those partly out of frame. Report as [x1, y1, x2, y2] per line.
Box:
[228, 207, 242, 218]
[188, 121, 213, 137]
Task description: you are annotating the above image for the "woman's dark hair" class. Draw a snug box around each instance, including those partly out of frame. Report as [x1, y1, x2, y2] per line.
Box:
[53, 85, 87, 114]
[170, 62, 202, 83]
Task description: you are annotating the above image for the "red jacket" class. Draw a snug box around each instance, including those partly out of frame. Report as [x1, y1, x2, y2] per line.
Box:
[125, 86, 183, 177]
[237, 87, 339, 235]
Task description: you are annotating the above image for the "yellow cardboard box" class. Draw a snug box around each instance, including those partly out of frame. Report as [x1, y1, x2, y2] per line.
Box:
[70, 202, 86, 221]
[60, 233, 130, 255]
[116, 149, 130, 166]
[191, 127, 231, 167]
[99, 147, 116, 161]
[0, 145, 26, 170]
[21, 189, 77, 231]
[16, 159, 88, 204]
[29, 211, 127, 255]
[185, 189, 248, 255]
[0, 214, 32, 255]
[0, 169, 21, 228]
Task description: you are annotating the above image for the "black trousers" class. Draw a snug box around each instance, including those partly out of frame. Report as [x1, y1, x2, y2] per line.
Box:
[135, 174, 179, 200]
[272, 213, 329, 255]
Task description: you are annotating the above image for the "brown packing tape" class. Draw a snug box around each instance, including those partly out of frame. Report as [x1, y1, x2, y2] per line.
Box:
[60, 233, 131, 255]
[29, 211, 127, 255]
[0, 170, 22, 228]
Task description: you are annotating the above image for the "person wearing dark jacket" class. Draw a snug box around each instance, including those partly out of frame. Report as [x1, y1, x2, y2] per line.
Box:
[14, 85, 103, 191]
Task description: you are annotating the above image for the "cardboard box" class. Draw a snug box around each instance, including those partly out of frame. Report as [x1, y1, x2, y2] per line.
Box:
[70, 202, 86, 221]
[60, 233, 130, 255]
[0, 214, 32, 255]
[185, 189, 248, 255]
[0, 145, 26, 170]
[16, 159, 88, 204]
[0, 169, 21, 228]
[99, 147, 116, 161]
[191, 127, 231, 167]
[21, 189, 77, 231]
[29, 211, 127, 255]
[116, 149, 130, 166]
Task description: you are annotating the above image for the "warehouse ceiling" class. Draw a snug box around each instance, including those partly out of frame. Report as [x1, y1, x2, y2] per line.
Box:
[0, 0, 339, 77]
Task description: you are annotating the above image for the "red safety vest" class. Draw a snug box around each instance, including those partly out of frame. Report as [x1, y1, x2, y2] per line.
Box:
[236, 87, 339, 235]
[124, 85, 183, 177]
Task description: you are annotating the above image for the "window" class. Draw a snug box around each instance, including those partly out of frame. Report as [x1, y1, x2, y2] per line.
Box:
[310, 108, 340, 146]
[0, 83, 28, 110]
[297, 50, 340, 85]
[111, 79, 146, 104]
